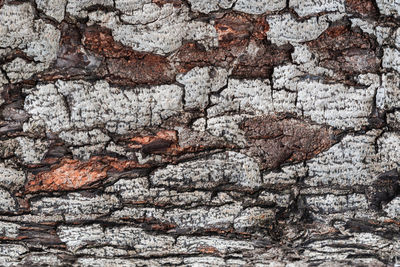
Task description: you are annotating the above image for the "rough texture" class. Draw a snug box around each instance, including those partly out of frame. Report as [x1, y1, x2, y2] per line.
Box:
[1, 0, 400, 266]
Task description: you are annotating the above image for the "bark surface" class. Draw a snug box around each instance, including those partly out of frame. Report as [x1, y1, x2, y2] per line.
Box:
[0, 0, 400, 266]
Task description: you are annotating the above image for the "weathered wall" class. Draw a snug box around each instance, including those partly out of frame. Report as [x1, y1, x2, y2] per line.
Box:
[0, 0, 400, 266]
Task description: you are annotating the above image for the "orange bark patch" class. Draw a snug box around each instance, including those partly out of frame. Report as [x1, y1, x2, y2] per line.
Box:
[174, 12, 288, 79]
[151, 223, 177, 231]
[130, 130, 177, 147]
[253, 16, 270, 40]
[128, 130, 214, 158]
[0, 236, 27, 241]
[215, 13, 253, 47]
[174, 39, 291, 79]
[384, 219, 400, 226]
[41, 23, 175, 86]
[215, 13, 269, 47]
[325, 24, 348, 38]
[25, 156, 149, 193]
[198, 246, 220, 254]
[83, 26, 175, 86]
[42, 18, 287, 85]
[129, 130, 188, 155]
[345, 0, 378, 16]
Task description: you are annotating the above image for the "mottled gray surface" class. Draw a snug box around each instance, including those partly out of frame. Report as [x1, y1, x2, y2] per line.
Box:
[0, 0, 400, 266]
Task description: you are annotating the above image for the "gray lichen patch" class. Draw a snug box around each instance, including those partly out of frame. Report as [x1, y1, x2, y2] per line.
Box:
[163, 203, 243, 230]
[208, 79, 275, 117]
[302, 233, 399, 263]
[177, 66, 228, 110]
[188, 0, 236, 14]
[0, 188, 17, 213]
[208, 78, 299, 117]
[23, 83, 70, 134]
[306, 131, 380, 186]
[86, 3, 218, 55]
[58, 224, 176, 255]
[24, 80, 183, 135]
[263, 163, 308, 185]
[0, 3, 36, 48]
[30, 192, 120, 222]
[0, 3, 60, 67]
[110, 203, 267, 233]
[35, 0, 67, 22]
[376, 132, 400, 172]
[376, 0, 400, 17]
[306, 194, 369, 215]
[150, 151, 262, 189]
[298, 82, 375, 130]
[206, 115, 248, 146]
[74, 257, 183, 267]
[290, 0, 346, 17]
[0, 221, 20, 238]
[105, 177, 213, 206]
[3, 58, 47, 83]
[59, 129, 110, 146]
[14, 137, 49, 164]
[25, 20, 60, 63]
[266, 14, 330, 45]
[383, 48, 400, 74]
[176, 236, 255, 254]
[0, 244, 29, 266]
[233, 0, 285, 14]
[0, 163, 26, 191]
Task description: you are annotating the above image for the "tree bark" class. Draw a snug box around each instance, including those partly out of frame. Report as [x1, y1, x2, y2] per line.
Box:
[0, 0, 399, 266]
